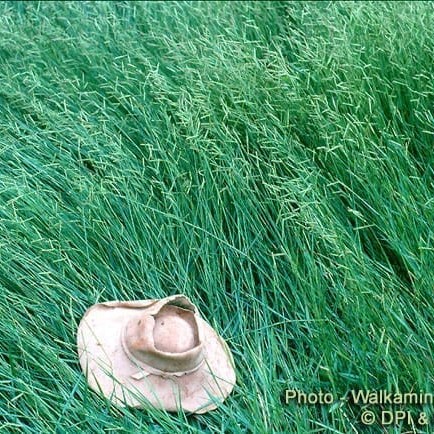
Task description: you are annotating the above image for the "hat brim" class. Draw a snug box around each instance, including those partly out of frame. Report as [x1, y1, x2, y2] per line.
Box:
[77, 299, 236, 414]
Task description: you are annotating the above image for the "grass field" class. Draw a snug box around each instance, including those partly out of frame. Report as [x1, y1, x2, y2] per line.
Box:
[1, 1, 433, 433]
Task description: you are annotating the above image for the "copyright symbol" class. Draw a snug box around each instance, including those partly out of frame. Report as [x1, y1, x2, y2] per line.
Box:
[360, 410, 375, 425]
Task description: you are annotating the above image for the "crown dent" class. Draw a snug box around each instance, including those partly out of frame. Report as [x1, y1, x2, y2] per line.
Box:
[122, 300, 204, 375]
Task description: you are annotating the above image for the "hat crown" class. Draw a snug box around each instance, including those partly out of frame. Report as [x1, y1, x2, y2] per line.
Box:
[122, 296, 204, 375]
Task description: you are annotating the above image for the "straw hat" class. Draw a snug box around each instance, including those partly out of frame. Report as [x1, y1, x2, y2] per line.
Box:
[77, 294, 236, 414]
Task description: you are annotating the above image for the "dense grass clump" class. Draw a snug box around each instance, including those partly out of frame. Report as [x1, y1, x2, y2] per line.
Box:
[0, 2, 433, 433]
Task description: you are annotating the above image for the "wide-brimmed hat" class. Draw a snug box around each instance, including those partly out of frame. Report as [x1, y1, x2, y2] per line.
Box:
[77, 294, 236, 414]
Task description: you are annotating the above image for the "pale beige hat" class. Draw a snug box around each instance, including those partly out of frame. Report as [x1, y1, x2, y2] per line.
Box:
[77, 294, 236, 414]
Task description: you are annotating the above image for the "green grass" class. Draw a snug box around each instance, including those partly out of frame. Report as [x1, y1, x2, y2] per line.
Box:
[0, 1, 433, 433]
